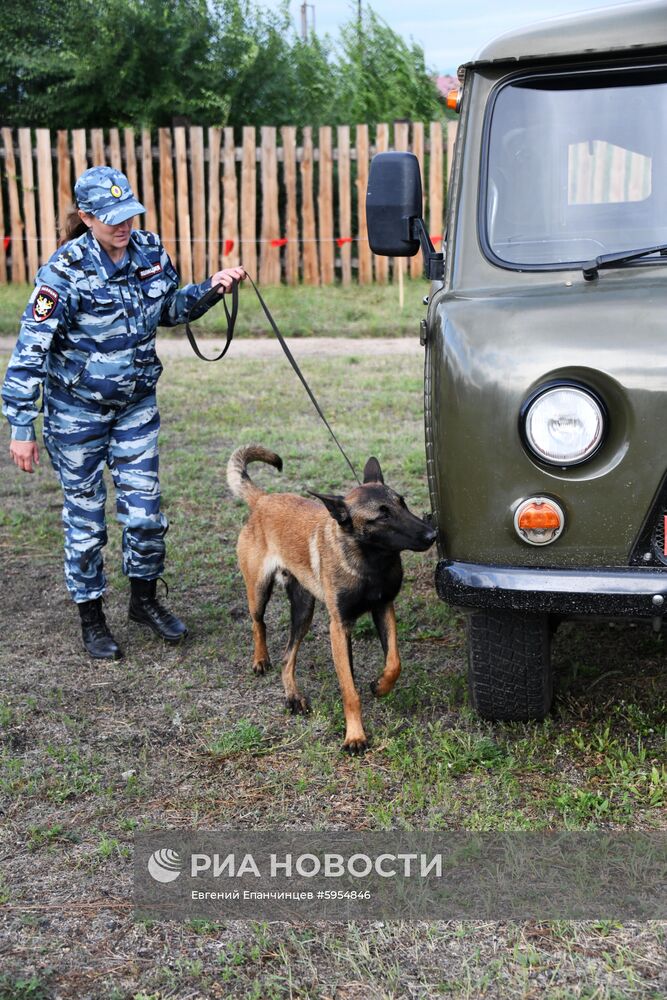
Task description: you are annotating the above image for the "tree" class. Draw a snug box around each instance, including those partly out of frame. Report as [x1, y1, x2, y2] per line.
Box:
[0, 0, 443, 128]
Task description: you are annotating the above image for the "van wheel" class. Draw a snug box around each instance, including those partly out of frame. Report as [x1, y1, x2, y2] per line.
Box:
[467, 609, 553, 721]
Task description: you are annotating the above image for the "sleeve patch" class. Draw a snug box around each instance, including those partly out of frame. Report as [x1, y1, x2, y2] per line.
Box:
[32, 285, 59, 321]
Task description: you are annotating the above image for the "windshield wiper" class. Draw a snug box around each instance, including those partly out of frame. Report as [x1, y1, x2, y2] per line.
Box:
[583, 244, 667, 281]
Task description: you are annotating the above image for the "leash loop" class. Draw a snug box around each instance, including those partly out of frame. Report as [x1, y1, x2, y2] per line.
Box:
[184, 275, 361, 484]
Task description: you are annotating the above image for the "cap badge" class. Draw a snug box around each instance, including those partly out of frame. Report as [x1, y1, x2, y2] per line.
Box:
[110, 184, 122, 198]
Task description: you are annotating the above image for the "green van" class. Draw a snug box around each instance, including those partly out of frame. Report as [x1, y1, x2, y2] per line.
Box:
[366, 0, 667, 722]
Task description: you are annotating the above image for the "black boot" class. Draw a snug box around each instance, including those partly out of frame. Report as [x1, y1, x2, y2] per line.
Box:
[129, 578, 188, 643]
[78, 598, 122, 660]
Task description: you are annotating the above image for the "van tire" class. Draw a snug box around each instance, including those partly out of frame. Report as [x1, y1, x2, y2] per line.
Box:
[467, 610, 553, 721]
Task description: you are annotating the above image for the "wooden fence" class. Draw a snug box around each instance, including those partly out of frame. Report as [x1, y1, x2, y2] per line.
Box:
[0, 122, 457, 286]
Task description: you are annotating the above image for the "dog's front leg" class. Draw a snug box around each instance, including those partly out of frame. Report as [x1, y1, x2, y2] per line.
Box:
[370, 602, 402, 697]
[329, 617, 367, 753]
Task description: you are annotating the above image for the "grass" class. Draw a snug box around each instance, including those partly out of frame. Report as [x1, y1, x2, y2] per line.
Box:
[0, 276, 430, 338]
[0, 341, 665, 998]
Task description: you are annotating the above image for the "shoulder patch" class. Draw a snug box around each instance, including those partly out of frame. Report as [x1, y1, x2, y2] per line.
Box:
[32, 285, 59, 322]
[137, 262, 163, 281]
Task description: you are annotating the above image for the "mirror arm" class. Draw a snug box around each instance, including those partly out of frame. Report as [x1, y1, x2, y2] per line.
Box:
[409, 217, 445, 280]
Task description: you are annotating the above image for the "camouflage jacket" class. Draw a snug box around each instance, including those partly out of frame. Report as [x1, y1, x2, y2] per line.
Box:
[2, 230, 215, 441]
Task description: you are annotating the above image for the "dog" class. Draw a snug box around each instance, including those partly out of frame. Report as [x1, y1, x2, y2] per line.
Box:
[227, 445, 437, 753]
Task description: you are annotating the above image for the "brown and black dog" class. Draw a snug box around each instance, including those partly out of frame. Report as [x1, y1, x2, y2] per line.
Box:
[227, 445, 437, 753]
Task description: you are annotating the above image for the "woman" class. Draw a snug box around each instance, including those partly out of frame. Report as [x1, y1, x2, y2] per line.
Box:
[2, 165, 246, 660]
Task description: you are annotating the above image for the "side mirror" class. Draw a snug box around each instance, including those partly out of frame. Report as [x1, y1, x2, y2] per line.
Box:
[366, 151, 444, 280]
[366, 151, 422, 257]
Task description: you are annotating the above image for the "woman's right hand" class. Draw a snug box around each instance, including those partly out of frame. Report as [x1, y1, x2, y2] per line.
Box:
[9, 439, 40, 474]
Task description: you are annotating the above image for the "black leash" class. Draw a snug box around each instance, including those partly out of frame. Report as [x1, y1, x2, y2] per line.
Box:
[184, 275, 361, 485]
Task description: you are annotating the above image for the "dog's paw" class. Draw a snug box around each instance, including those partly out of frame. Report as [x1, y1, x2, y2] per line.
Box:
[369, 679, 379, 697]
[342, 737, 369, 755]
[253, 658, 271, 675]
[285, 694, 311, 715]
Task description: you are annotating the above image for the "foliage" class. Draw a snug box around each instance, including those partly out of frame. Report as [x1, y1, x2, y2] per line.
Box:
[0, 0, 443, 128]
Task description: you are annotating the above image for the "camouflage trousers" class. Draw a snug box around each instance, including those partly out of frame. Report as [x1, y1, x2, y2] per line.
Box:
[43, 383, 168, 603]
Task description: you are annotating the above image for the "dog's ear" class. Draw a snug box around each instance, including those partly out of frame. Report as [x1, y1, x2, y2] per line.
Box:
[308, 491, 352, 528]
[363, 457, 384, 484]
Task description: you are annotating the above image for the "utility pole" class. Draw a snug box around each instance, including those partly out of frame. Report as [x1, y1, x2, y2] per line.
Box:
[300, 2, 315, 40]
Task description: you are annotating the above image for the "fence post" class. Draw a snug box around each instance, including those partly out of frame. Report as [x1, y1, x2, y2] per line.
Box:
[19, 129, 39, 281]
[123, 128, 138, 194]
[173, 127, 192, 283]
[72, 129, 88, 180]
[260, 126, 281, 285]
[159, 128, 177, 264]
[2, 129, 26, 284]
[241, 126, 257, 278]
[109, 128, 122, 170]
[374, 124, 389, 284]
[141, 129, 157, 234]
[207, 126, 221, 276]
[91, 128, 105, 165]
[222, 127, 239, 268]
[318, 126, 334, 285]
[301, 127, 319, 286]
[36, 129, 57, 263]
[429, 121, 444, 253]
[57, 130, 72, 242]
[281, 125, 299, 287]
[190, 127, 206, 282]
[356, 124, 372, 286]
[410, 122, 425, 280]
[337, 125, 352, 286]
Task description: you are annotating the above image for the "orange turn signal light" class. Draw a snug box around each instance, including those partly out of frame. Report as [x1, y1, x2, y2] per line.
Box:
[513, 496, 565, 546]
[446, 88, 462, 112]
[517, 502, 561, 531]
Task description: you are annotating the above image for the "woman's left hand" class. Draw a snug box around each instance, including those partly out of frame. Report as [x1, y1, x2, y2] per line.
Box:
[211, 266, 247, 293]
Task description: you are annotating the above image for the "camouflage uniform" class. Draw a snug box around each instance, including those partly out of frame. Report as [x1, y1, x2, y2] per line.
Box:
[2, 183, 215, 602]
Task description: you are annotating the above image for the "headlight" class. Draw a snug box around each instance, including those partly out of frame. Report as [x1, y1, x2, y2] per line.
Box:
[522, 383, 605, 466]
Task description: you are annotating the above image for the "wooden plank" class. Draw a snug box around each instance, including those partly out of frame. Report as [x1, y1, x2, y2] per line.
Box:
[190, 126, 206, 282]
[158, 128, 176, 263]
[259, 126, 281, 285]
[2, 129, 26, 283]
[394, 122, 410, 289]
[123, 128, 137, 193]
[318, 126, 334, 285]
[0, 149, 6, 282]
[207, 126, 221, 274]
[222, 127, 239, 267]
[36, 129, 56, 263]
[141, 129, 157, 233]
[337, 125, 352, 286]
[19, 128, 39, 280]
[410, 122, 425, 279]
[91, 128, 105, 165]
[56, 130, 72, 243]
[241, 126, 257, 278]
[373, 124, 389, 284]
[429, 121, 444, 252]
[109, 128, 122, 170]
[281, 125, 298, 286]
[355, 124, 372, 285]
[300, 127, 319, 285]
[173, 126, 192, 283]
[71, 129, 87, 181]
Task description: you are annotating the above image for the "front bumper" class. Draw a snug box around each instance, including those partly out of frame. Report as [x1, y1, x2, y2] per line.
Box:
[436, 560, 667, 617]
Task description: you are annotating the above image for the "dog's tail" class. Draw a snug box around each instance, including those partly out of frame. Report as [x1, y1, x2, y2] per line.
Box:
[227, 445, 283, 507]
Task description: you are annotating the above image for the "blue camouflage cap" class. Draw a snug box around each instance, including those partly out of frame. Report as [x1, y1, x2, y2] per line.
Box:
[74, 166, 146, 225]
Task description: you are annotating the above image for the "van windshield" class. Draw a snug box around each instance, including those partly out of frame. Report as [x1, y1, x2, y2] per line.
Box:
[484, 67, 667, 269]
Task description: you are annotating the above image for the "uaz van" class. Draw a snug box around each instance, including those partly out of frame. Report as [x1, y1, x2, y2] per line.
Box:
[367, 0, 667, 721]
